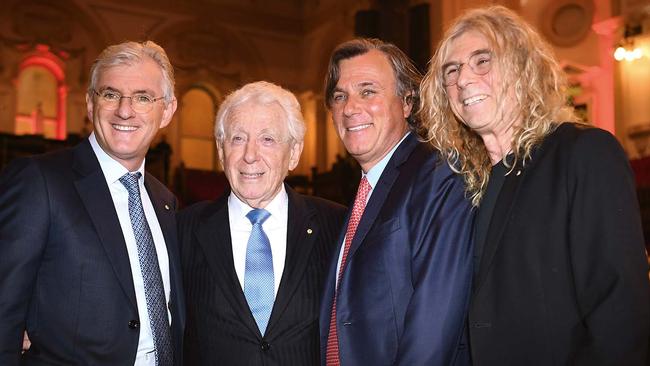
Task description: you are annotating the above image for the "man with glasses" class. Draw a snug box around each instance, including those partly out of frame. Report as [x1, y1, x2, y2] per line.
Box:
[0, 41, 184, 366]
[420, 6, 649, 365]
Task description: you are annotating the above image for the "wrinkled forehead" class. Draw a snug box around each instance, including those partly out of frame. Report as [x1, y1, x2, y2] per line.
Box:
[225, 100, 288, 135]
[96, 58, 165, 93]
[442, 30, 494, 63]
[337, 50, 397, 87]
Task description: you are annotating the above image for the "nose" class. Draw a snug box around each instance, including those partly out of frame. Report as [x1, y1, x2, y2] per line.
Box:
[455, 64, 475, 89]
[243, 138, 259, 163]
[115, 97, 135, 119]
[342, 95, 360, 117]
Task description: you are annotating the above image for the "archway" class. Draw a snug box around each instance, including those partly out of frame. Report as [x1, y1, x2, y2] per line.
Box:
[180, 85, 220, 171]
[15, 45, 67, 140]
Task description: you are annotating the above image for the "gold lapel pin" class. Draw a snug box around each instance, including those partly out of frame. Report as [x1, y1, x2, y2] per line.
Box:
[307, 228, 313, 235]
[164, 204, 170, 210]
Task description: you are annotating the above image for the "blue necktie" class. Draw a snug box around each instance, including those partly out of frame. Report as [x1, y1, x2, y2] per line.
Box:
[119, 172, 173, 366]
[244, 208, 274, 335]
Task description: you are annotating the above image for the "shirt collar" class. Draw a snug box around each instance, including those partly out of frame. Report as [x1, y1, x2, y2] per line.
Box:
[89, 132, 146, 186]
[228, 184, 288, 228]
[363, 131, 410, 189]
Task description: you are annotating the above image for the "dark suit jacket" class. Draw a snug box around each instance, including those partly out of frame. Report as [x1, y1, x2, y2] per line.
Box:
[469, 123, 650, 365]
[0, 139, 185, 365]
[319, 133, 475, 366]
[179, 185, 346, 365]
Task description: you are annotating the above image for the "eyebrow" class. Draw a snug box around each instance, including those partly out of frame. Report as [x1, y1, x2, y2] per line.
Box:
[358, 81, 377, 88]
[228, 125, 280, 135]
[98, 86, 156, 95]
[442, 48, 492, 69]
[258, 128, 280, 136]
[334, 81, 382, 94]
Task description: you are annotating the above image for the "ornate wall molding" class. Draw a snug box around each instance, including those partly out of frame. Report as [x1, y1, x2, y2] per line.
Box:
[155, 21, 267, 90]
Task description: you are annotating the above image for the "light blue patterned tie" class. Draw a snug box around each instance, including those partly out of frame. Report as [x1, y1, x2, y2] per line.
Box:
[119, 172, 173, 366]
[244, 208, 274, 335]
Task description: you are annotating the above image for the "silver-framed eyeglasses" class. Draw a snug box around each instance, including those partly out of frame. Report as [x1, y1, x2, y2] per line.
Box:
[442, 50, 493, 87]
[93, 89, 165, 113]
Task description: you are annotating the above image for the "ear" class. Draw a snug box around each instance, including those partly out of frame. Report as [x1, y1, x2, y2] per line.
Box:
[216, 139, 225, 168]
[287, 140, 304, 171]
[86, 93, 94, 121]
[159, 97, 178, 129]
[402, 92, 414, 119]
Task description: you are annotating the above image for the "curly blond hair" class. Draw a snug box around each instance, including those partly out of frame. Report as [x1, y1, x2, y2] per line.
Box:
[420, 6, 578, 206]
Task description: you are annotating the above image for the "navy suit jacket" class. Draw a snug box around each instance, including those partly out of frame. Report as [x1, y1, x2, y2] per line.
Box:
[319, 133, 474, 365]
[0, 139, 185, 365]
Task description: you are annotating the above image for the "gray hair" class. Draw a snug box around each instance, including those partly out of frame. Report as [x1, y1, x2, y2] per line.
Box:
[88, 40, 175, 102]
[215, 81, 306, 146]
[324, 38, 422, 130]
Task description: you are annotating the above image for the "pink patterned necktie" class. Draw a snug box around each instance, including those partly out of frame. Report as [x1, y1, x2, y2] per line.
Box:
[325, 176, 371, 366]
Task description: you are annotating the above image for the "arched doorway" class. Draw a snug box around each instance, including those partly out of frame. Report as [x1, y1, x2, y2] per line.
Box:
[14, 45, 67, 140]
[180, 85, 219, 171]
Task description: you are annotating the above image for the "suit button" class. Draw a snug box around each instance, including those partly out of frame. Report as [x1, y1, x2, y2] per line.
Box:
[260, 340, 270, 351]
[128, 320, 140, 329]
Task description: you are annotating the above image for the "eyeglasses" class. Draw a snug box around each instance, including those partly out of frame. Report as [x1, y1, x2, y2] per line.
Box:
[93, 89, 165, 113]
[442, 51, 493, 87]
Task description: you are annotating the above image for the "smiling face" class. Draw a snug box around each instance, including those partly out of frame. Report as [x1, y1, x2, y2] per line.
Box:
[444, 31, 517, 137]
[218, 101, 303, 208]
[87, 58, 176, 171]
[330, 50, 411, 172]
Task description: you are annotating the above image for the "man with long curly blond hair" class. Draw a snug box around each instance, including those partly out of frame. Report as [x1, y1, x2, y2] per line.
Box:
[420, 5, 650, 365]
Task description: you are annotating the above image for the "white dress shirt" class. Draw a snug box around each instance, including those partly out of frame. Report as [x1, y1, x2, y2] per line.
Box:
[228, 185, 288, 296]
[335, 132, 410, 288]
[89, 133, 171, 366]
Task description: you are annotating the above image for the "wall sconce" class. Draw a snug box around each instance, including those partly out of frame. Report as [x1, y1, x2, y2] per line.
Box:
[614, 23, 644, 61]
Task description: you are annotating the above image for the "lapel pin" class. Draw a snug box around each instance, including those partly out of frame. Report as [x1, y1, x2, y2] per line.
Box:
[307, 228, 313, 235]
[164, 204, 170, 210]
[516, 170, 521, 176]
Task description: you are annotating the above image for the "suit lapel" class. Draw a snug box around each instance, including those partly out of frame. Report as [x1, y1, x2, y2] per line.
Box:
[72, 140, 137, 310]
[144, 176, 177, 265]
[320, 219, 346, 344]
[194, 194, 261, 337]
[144, 176, 185, 332]
[474, 160, 527, 293]
[345, 133, 418, 262]
[266, 186, 318, 336]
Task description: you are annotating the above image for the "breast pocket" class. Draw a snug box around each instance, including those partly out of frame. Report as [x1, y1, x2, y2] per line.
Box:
[364, 217, 401, 245]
